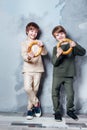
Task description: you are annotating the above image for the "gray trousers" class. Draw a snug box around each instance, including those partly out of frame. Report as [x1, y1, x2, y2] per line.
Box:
[52, 77, 74, 113]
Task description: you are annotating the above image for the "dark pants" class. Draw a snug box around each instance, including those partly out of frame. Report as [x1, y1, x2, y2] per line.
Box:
[52, 77, 74, 113]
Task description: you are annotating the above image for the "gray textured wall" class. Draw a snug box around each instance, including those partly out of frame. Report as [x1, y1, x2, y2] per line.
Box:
[0, 0, 87, 114]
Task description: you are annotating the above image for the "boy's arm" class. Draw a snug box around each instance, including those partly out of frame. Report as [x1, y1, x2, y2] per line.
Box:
[73, 43, 86, 56]
[41, 46, 47, 55]
[52, 47, 64, 66]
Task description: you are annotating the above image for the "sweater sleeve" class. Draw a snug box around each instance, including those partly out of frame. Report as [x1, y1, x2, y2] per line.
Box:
[52, 47, 64, 66]
[73, 43, 86, 56]
[41, 46, 47, 56]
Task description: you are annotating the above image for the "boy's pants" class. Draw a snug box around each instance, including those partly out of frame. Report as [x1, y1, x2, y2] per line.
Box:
[24, 72, 42, 110]
[52, 77, 74, 113]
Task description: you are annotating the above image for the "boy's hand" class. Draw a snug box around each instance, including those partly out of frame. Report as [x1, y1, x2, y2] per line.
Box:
[28, 52, 34, 59]
[70, 41, 76, 47]
[37, 41, 44, 47]
[56, 47, 63, 57]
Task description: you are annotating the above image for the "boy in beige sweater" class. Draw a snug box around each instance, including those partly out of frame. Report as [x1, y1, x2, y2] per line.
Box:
[21, 22, 47, 119]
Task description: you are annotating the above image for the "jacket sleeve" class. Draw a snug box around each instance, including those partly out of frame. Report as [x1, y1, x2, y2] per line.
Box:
[52, 47, 64, 66]
[73, 43, 86, 56]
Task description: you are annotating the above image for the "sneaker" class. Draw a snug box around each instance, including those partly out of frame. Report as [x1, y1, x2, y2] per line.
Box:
[54, 111, 62, 121]
[33, 103, 41, 117]
[26, 110, 34, 120]
[67, 110, 78, 120]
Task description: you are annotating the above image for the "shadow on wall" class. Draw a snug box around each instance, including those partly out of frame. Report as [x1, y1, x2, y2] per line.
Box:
[14, 52, 51, 114]
[14, 41, 87, 114]
[37, 53, 51, 114]
[58, 55, 87, 115]
[74, 55, 87, 114]
[14, 55, 27, 113]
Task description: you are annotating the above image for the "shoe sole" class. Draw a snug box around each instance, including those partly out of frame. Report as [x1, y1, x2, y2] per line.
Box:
[35, 111, 41, 117]
[26, 116, 33, 120]
[67, 115, 78, 120]
[55, 119, 62, 122]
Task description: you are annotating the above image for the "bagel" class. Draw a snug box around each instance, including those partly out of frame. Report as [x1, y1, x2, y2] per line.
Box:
[57, 38, 73, 55]
[27, 41, 42, 57]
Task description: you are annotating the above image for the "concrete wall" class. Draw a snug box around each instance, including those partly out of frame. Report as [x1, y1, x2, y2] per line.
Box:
[0, 0, 87, 114]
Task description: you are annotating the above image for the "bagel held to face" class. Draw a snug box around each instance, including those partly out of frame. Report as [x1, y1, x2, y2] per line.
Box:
[52, 26, 76, 57]
[26, 23, 44, 59]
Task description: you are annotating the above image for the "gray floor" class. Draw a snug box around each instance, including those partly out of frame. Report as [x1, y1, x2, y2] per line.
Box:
[0, 113, 87, 130]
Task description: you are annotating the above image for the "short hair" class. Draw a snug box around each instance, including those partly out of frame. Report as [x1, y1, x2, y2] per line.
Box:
[26, 22, 40, 36]
[52, 25, 66, 37]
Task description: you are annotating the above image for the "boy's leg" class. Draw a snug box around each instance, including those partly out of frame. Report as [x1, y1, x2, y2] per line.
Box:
[24, 72, 36, 119]
[52, 76, 63, 121]
[33, 72, 42, 101]
[52, 76, 62, 112]
[64, 77, 78, 120]
[33, 72, 42, 117]
[64, 77, 74, 111]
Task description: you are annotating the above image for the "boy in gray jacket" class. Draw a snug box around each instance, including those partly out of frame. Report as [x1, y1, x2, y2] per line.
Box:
[52, 25, 86, 121]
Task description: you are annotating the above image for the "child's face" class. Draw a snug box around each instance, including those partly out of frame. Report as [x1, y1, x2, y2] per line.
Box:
[54, 31, 66, 41]
[27, 26, 38, 40]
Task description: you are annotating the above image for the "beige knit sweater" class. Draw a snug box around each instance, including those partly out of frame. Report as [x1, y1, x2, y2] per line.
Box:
[21, 40, 47, 73]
